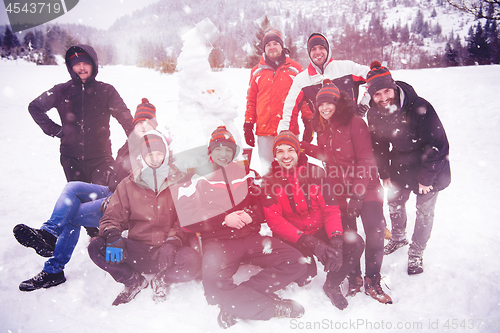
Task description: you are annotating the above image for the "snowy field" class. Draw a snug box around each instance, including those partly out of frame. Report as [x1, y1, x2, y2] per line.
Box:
[0, 59, 499, 333]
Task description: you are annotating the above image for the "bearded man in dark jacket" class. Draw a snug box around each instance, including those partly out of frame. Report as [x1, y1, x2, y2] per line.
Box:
[365, 61, 451, 275]
[28, 44, 134, 185]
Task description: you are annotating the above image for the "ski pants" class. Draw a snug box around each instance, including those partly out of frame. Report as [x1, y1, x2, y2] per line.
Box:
[388, 186, 439, 257]
[341, 201, 385, 280]
[201, 233, 306, 321]
[88, 237, 202, 286]
[60, 154, 114, 185]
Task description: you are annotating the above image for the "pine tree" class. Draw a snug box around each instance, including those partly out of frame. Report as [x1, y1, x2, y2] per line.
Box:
[467, 23, 490, 65]
[245, 15, 270, 68]
[445, 42, 459, 66]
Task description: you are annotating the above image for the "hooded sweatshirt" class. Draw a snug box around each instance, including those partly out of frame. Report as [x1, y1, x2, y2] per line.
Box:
[28, 44, 134, 160]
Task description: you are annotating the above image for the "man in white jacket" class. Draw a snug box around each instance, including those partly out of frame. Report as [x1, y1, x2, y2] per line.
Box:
[277, 33, 369, 142]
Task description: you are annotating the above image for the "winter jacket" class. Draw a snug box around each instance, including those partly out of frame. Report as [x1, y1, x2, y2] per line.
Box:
[261, 154, 343, 244]
[277, 46, 369, 134]
[367, 81, 451, 193]
[302, 93, 383, 208]
[28, 44, 134, 160]
[99, 161, 187, 247]
[245, 54, 305, 136]
[172, 160, 264, 243]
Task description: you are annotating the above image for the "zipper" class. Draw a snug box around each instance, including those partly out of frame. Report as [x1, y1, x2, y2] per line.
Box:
[81, 83, 85, 161]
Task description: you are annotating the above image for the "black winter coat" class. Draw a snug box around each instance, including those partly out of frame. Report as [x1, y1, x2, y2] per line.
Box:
[28, 44, 134, 160]
[367, 81, 451, 193]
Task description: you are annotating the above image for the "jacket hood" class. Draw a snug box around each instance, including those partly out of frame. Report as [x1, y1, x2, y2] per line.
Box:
[65, 44, 98, 84]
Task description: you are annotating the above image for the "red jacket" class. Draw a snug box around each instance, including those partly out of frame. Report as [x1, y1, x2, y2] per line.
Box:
[245, 55, 305, 136]
[302, 93, 383, 208]
[261, 155, 342, 244]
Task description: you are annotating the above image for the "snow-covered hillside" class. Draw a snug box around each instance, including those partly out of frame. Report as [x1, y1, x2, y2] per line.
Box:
[0, 60, 499, 332]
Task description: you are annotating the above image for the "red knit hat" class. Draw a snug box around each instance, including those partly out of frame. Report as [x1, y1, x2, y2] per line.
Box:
[141, 132, 167, 159]
[208, 126, 237, 159]
[273, 130, 301, 157]
[366, 60, 397, 97]
[133, 98, 158, 127]
[262, 28, 284, 48]
[316, 79, 340, 107]
[307, 33, 329, 56]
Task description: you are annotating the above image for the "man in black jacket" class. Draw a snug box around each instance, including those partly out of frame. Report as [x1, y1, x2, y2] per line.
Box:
[28, 44, 134, 185]
[365, 61, 451, 275]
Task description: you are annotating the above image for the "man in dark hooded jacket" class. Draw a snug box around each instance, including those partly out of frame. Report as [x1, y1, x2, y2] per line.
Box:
[28, 44, 134, 185]
[365, 61, 451, 275]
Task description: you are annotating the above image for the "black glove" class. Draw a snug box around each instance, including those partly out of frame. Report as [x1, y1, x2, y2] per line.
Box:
[157, 238, 181, 271]
[100, 195, 112, 213]
[300, 234, 331, 267]
[325, 235, 343, 272]
[104, 228, 127, 263]
[243, 122, 255, 147]
[356, 103, 370, 117]
[347, 196, 363, 219]
[302, 118, 313, 143]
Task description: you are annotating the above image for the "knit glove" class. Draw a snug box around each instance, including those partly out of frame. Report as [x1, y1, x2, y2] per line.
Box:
[243, 122, 255, 147]
[104, 228, 127, 263]
[347, 196, 364, 219]
[325, 235, 343, 272]
[302, 118, 314, 143]
[157, 238, 181, 271]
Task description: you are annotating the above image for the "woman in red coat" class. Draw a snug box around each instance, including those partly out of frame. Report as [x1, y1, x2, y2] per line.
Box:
[301, 80, 392, 304]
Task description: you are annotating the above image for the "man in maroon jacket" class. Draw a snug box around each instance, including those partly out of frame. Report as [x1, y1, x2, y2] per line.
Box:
[261, 131, 364, 310]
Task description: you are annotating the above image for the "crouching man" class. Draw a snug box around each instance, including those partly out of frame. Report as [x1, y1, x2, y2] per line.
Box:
[261, 131, 365, 310]
[171, 126, 306, 329]
[88, 130, 201, 306]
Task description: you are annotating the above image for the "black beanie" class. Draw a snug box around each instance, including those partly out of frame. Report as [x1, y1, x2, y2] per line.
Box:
[134, 98, 158, 127]
[366, 60, 397, 97]
[262, 28, 284, 48]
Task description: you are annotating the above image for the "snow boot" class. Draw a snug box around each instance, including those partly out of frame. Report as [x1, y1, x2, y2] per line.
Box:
[272, 297, 305, 318]
[408, 255, 424, 275]
[112, 272, 148, 306]
[346, 275, 363, 297]
[323, 280, 348, 310]
[364, 276, 392, 304]
[384, 238, 409, 255]
[13, 224, 57, 258]
[19, 270, 66, 291]
[217, 306, 238, 329]
[151, 272, 171, 303]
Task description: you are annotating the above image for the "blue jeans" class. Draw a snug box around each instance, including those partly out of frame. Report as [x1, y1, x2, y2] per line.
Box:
[40, 181, 112, 274]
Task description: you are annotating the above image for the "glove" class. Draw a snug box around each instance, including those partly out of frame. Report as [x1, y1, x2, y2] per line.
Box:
[325, 235, 343, 272]
[302, 118, 313, 143]
[356, 103, 370, 117]
[99, 195, 112, 213]
[157, 238, 181, 271]
[243, 122, 255, 147]
[347, 196, 363, 219]
[300, 234, 331, 267]
[104, 228, 127, 263]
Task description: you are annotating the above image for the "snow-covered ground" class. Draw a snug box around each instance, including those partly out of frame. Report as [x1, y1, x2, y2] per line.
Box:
[0, 59, 499, 333]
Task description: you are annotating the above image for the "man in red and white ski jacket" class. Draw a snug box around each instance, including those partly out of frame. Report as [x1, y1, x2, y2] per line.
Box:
[277, 33, 369, 142]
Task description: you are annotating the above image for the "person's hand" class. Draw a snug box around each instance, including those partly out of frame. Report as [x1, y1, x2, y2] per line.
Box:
[418, 183, 433, 194]
[244, 122, 255, 147]
[356, 103, 369, 117]
[100, 195, 112, 213]
[157, 239, 180, 271]
[104, 229, 127, 263]
[325, 235, 343, 272]
[223, 210, 250, 229]
[300, 234, 330, 266]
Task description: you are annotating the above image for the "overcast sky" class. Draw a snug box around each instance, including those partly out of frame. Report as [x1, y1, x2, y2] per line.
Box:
[0, 0, 161, 31]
